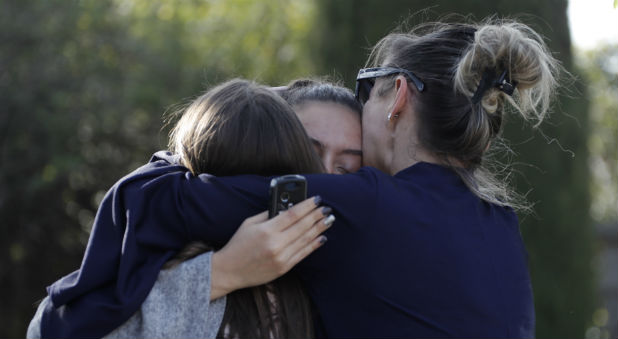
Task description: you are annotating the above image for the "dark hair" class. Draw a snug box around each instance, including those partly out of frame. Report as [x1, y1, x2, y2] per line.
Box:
[167, 78, 322, 338]
[170, 78, 324, 176]
[278, 78, 362, 116]
[368, 18, 560, 210]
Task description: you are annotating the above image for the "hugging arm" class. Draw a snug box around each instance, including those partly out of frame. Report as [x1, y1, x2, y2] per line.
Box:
[107, 198, 331, 337]
[176, 169, 380, 270]
[29, 252, 226, 339]
[40, 157, 377, 338]
[97, 172, 372, 337]
[30, 199, 330, 338]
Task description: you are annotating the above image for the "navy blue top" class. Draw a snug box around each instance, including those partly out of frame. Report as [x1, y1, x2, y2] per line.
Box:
[42, 151, 534, 338]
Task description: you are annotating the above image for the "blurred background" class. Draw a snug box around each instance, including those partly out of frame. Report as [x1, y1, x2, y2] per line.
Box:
[1, 0, 616, 338]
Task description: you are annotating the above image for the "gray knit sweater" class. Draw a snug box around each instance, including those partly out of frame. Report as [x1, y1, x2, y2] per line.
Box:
[27, 251, 226, 339]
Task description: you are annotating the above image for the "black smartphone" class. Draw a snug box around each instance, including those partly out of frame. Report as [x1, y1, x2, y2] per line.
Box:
[268, 175, 307, 219]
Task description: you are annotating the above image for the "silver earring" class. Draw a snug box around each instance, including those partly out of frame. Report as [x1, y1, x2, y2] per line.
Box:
[387, 113, 399, 121]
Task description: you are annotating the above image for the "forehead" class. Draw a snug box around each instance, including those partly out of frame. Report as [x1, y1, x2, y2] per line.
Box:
[294, 101, 361, 147]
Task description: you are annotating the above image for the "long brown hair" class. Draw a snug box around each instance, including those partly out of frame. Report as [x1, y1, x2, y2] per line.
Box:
[169, 78, 323, 176]
[166, 79, 323, 338]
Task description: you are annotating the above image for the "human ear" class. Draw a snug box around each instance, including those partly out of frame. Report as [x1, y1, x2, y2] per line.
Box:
[387, 75, 409, 124]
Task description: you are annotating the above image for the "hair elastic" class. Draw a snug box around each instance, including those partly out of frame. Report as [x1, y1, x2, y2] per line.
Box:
[471, 69, 517, 104]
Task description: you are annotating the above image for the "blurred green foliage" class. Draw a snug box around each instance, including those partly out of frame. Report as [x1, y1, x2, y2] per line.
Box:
[577, 45, 618, 339]
[576, 45, 618, 224]
[0, 0, 610, 338]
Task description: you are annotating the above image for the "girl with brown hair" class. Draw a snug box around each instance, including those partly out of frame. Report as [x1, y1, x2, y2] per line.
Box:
[30, 78, 334, 338]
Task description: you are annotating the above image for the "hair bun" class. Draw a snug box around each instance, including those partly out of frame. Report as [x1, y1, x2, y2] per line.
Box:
[454, 20, 561, 125]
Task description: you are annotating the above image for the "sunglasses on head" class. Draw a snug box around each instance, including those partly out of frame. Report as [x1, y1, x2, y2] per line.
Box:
[354, 67, 425, 105]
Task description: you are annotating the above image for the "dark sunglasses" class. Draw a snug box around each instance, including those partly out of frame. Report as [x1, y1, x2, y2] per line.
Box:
[354, 67, 425, 105]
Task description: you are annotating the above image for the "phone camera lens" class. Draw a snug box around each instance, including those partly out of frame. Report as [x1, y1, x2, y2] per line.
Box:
[280, 192, 290, 203]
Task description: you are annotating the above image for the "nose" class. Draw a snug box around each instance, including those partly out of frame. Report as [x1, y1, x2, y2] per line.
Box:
[321, 152, 335, 174]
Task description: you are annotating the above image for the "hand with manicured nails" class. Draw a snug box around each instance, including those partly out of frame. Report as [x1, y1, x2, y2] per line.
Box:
[209, 196, 334, 300]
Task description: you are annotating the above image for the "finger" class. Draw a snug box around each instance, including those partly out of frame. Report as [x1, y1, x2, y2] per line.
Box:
[280, 205, 331, 243]
[286, 235, 328, 269]
[241, 211, 269, 225]
[279, 214, 334, 263]
[270, 196, 322, 231]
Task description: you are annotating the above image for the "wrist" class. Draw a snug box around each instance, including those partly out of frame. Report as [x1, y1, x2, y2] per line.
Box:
[209, 250, 237, 300]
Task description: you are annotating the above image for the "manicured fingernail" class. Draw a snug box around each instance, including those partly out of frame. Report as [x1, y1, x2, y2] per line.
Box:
[324, 214, 335, 227]
[319, 235, 328, 244]
[314, 195, 322, 205]
[321, 206, 332, 216]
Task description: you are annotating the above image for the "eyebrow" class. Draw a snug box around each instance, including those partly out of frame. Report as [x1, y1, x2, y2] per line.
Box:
[310, 138, 362, 156]
[342, 149, 363, 156]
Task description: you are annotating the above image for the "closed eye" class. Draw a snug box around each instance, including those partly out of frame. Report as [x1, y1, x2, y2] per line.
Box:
[335, 166, 350, 174]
